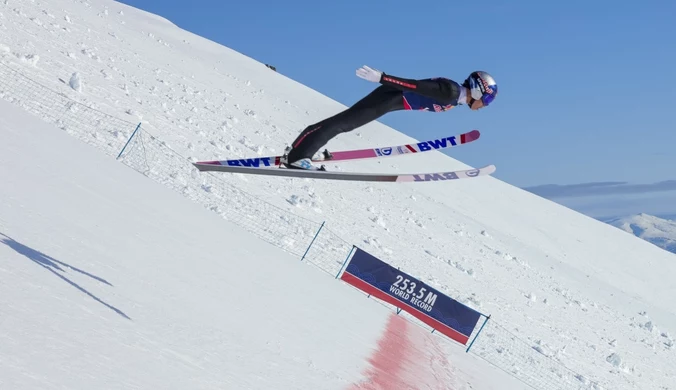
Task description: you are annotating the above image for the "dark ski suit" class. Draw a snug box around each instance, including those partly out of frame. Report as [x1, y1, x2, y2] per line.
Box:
[286, 73, 464, 163]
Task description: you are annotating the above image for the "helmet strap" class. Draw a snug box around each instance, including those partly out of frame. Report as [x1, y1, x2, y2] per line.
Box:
[463, 76, 482, 107]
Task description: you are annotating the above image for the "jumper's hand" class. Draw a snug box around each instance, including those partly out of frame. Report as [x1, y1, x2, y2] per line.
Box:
[356, 65, 383, 83]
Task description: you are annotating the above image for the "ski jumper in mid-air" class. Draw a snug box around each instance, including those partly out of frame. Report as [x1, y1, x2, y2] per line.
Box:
[280, 65, 499, 170]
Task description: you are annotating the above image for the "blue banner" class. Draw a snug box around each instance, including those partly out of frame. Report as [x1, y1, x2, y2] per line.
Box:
[341, 247, 483, 344]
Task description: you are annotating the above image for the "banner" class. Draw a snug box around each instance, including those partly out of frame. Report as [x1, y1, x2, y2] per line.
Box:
[340, 247, 482, 345]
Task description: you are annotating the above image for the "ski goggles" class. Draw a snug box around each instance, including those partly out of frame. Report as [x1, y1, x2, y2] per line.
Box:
[481, 93, 496, 106]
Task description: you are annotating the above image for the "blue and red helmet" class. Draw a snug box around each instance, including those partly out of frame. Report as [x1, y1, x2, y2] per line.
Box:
[463, 71, 498, 107]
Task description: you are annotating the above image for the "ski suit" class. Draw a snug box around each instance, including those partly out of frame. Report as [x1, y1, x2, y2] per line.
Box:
[286, 74, 465, 163]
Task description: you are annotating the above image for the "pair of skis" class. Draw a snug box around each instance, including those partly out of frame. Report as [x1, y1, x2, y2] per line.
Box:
[192, 129, 495, 183]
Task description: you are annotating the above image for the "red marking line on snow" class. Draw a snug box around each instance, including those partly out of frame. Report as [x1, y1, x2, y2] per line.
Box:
[347, 313, 454, 390]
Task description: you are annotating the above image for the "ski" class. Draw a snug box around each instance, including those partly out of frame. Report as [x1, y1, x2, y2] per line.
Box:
[192, 162, 496, 183]
[196, 129, 480, 168]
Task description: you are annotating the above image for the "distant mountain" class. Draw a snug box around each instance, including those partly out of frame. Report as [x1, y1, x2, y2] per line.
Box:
[656, 213, 676, 221]
[604, 214, 676, 254]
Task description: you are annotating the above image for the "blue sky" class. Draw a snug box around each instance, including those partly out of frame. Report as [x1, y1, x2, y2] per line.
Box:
[119, 0, 676, 217]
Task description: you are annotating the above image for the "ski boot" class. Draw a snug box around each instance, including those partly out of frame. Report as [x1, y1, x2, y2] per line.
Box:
[280, 146, 327, 171]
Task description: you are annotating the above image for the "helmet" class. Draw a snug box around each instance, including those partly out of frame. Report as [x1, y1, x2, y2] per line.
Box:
[462, 71, 498, 107]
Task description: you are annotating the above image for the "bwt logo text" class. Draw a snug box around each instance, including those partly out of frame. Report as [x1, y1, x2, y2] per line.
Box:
[226, 157, 274, 167]
[413, 172, 460, 182]
[417, 136, 457, 151]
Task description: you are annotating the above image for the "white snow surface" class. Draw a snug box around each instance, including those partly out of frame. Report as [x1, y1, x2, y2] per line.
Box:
[0, 0, 675, 389]
[0, 99, 527, 389]
[607, 213, 676, 254]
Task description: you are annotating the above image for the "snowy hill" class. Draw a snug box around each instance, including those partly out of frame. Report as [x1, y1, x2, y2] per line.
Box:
[605, 214, 676, 254]
[0, 97, 529, 389]
[1, 0, 676, 389]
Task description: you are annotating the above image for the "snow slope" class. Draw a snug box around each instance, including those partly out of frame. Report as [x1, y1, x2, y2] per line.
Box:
[606, 213, 676, 254]
[0, 99, 534, 389]
[1, 0, 676, 389]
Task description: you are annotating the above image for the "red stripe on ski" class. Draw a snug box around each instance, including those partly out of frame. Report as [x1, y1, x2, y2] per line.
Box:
[466, 129, 480, 142]
[405, 144, 417, 153]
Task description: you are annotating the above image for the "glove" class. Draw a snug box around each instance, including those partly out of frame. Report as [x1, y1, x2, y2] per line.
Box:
[356, 65, 383, 83]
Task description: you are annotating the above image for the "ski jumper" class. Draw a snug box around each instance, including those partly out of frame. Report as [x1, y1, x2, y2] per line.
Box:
[286, 74, 465, 163]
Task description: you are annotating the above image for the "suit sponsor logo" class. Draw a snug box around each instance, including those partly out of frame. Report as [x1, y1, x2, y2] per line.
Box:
[433, 103, 455, 112]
